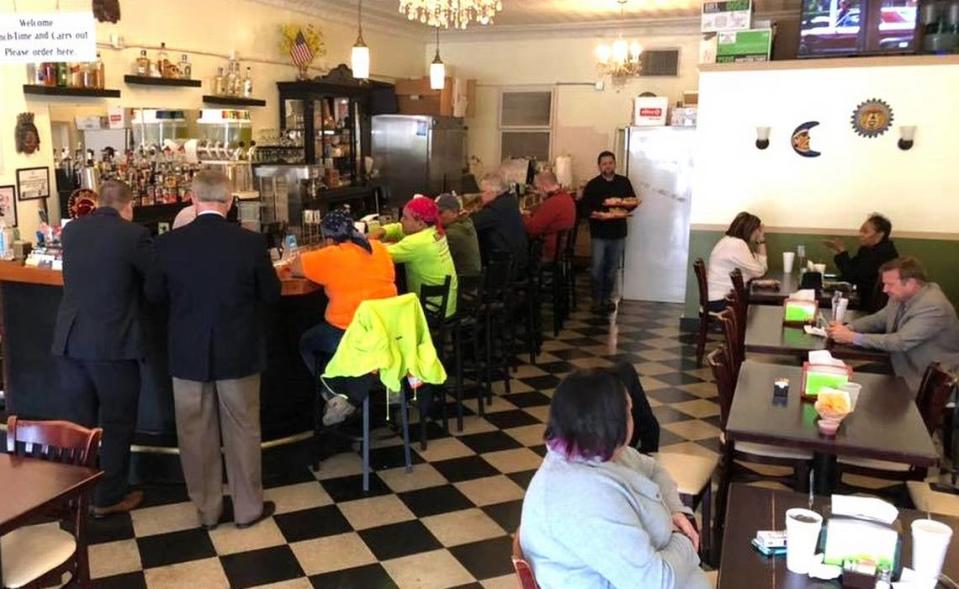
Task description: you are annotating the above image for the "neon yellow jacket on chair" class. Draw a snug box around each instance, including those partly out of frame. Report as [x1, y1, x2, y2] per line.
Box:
[322, 293, 447, 393]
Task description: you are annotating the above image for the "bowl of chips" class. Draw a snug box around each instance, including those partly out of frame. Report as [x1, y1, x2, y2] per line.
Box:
[814, 387, 852, 436]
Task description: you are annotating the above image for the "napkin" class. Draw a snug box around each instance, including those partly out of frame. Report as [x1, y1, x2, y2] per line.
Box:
[831, 495, 899, 525]
[804, 325, 827, 337]
[809, 350, 846, 368]
[792, 289, 817, 301]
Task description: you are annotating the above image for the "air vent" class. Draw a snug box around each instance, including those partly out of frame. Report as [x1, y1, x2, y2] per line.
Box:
[641, 49, 680, 76]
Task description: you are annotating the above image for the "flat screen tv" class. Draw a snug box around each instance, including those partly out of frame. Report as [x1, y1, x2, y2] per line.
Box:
[798, 0, 920, 57]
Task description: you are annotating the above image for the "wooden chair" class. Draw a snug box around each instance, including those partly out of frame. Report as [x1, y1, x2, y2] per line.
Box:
[655, 452, 719, 565]
[511, 528, 539, 589]
[838, 363, 958, 486]
[717, 309, 744, 381]
[728, 270, 749, 346]
[693, 258, 722, 366]
[2, 416, 102, 589]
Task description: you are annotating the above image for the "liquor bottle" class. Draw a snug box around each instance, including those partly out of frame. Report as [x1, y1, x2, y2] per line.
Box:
[135, 49, 150, 76]
[157, 42, 170, 78]
[82, 61, 96, 88]
[94, 52, 105, 88]
[70, 62, 84, 87]
[56, 62, 68, 87]
[179, 54, 191, 79]
[43, 62, 57, 86]
[242, 66, 253, 97]
[214, 67, 225, 95]
[226, 60, 239, 96]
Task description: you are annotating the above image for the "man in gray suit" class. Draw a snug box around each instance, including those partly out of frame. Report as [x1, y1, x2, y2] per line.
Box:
[829, 256, 959, 392]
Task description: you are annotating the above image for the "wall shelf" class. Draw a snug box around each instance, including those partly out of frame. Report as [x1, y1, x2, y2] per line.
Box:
[124, 75, 202, 88]
[699, 54, 959, 73]
[23, 85, 121, 98]
[202, 95, 266, 107]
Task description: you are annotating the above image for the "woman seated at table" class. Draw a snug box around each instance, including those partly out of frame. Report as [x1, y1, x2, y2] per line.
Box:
[823, 213, 898, 312]
[706, 211, 768, 312]
[293, 211, 398, 424]
[372, 196, 458, 317]
[520, 369, 709, 589]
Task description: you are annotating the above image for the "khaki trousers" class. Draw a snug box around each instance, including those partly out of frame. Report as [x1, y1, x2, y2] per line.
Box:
[172, 374, 263, 526]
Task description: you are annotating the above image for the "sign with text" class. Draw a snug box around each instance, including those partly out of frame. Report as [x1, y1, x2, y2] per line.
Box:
[0, 12, 96, 63]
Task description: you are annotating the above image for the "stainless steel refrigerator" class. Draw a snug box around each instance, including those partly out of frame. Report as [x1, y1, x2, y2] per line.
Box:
[618, 126, 696, 303]
[371, 115, 466, 204]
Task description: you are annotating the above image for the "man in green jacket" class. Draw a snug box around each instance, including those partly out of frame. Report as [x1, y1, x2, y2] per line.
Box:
[436, 193, 481, 277]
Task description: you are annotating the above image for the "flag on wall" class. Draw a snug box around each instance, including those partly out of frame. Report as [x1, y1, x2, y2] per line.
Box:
[290, 31, 314, 67]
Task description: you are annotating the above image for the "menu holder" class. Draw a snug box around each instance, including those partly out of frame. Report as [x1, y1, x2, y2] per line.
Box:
[783, 298, 819, 326]
[800, 362, 852, 401]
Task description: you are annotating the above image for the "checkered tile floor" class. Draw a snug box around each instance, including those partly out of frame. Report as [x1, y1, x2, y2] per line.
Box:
[85, 299, 724, 589]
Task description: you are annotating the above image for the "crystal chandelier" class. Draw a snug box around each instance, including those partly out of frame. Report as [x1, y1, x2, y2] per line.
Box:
[398, 0, 504, 30]
[595, 0, 643, 80]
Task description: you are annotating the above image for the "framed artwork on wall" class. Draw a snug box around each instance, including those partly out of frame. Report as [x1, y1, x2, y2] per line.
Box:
[16, 166, 51, 201]
[0, 185, 17, 227]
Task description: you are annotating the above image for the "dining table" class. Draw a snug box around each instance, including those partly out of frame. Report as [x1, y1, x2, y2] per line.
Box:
[717, 483, 959, 588]
[744, 305, 890, 363]
[750, 271, 862, 309]
[0, 453, 102, 588]
[724, 361, 937, 494]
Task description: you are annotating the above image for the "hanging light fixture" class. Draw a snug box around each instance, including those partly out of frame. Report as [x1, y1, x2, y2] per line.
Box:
[430, 27, 445, 90]
[351, 0, 370, 79]
[595, 0, 643, 80]
[399, 0, 504, 30]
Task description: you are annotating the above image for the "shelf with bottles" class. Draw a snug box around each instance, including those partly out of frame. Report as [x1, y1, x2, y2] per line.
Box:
[24, 54, 118, 97]
[124, 75, 201, 87]
[203, 95, 267, 107]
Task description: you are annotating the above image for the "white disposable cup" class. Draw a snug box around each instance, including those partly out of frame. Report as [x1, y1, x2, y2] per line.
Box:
[911, 518, 953, 582]
[786, 508, 823, 574]
[783, 252, 795, 273]
[833, 298, 848, 323]
[839, 382, 862, 410]
[814, 263, 827, 274]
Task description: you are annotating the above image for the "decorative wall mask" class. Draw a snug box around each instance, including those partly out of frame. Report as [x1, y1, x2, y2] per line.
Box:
[851, 99, 893, 138]
[93, 0, 121, 23]
[15, 113, 40, 155]
[791, 121, 821, 158]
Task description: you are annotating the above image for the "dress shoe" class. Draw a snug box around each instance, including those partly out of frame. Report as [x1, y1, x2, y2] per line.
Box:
[605, 300, 618, 313]
[91, 490, 144, 519]
[235, 501, 276, 529]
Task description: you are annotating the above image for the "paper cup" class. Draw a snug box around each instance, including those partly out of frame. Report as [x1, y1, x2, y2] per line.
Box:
[783, 252, 796, 273]
[814, 263, 827, 274]
[911, 518, 953, 582]
[832, 298, 848, 323]
[839, 382, 862, 410]
[786, 508, 823, 574]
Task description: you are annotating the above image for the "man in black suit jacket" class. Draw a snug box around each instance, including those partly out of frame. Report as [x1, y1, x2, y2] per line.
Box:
[145, 170, 281, 530]
[52, 180, 151, 517]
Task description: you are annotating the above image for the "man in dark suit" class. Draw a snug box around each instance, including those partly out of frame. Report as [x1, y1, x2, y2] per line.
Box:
[52, 180, 151, 517]
[145, 170, 281, 530]
[470, 173, 529, 273]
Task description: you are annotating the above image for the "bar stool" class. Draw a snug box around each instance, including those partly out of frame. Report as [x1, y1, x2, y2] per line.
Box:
[418, 276, 453, 447]
[446, 272, 489, 428]
[483, 252, 517, 399]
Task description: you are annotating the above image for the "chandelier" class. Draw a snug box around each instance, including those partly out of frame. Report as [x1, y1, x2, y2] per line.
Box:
[399, 0, 504, 29]
[595, 0, 643, 80]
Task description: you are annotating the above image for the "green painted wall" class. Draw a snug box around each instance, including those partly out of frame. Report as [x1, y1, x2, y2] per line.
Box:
[683, 230, 959, 321]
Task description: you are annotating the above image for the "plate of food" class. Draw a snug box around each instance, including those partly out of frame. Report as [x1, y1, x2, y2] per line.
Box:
[752, 278, 782, 290]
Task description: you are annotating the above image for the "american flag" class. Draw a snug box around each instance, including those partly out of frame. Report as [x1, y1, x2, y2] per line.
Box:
[290, 31, 313, 66]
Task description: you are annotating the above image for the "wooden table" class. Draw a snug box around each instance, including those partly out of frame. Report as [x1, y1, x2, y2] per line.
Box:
[0, 453, 102, 587]
[725, 361, 937, 493]
[718, 484, 959, 588]
[750, 272, 861, 309]
[744, 305, 889, 362]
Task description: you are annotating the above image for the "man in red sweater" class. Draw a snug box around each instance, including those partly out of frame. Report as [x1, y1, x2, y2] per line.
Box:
[523, 170, 576, 261]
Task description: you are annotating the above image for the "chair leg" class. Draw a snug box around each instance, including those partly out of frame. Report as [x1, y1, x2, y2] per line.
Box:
[399, 385, 412, 473]
[455, 326, 464, 432]
[696, 313, 709, 367]
[362, 395, 370, 493]
[418, 388, 429, 451]
[76, 491, 92, 588]
[484, 312, 493, 410]
[701, 482, 714, 567]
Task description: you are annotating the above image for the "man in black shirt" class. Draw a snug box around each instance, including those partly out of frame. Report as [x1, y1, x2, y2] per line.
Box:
[471, 173, 529, 274]
[582, 151, 636, 313]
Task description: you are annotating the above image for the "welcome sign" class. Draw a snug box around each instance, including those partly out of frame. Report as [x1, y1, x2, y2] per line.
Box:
[0, 12, 96, 63]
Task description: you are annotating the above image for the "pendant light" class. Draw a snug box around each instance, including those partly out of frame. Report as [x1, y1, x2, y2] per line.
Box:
[430, 27, 445, 90]
[351, 0, 370, 79]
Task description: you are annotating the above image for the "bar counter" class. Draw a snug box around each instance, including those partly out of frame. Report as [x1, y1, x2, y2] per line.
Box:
[0, 261, 325, 480]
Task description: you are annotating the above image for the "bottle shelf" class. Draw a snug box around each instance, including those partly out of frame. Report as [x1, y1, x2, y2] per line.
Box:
[23, 85, 121, 98]
[203, 95, 266, 107]
[124, 75, 202, 88]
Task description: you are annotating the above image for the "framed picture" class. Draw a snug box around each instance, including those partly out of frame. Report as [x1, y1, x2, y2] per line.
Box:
[17, 166, 51, 201]
[0, 185, 17, 228]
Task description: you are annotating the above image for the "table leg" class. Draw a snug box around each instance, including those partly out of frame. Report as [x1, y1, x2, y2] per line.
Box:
[813, 453, 838, 495]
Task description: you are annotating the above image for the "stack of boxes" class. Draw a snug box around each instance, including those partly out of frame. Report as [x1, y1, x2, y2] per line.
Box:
[700, 0, 774, 64]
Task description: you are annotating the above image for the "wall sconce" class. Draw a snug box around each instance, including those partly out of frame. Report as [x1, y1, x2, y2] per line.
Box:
[755, 126, 770, 150]
[898, 126, 916, 150]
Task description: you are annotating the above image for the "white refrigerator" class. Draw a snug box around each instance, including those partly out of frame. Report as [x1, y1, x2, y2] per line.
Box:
[618, 126, 696, 303]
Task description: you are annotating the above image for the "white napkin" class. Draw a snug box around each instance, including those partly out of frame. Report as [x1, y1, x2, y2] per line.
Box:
[831, 495, 899, 525]
[809, 350, 846, 368]
[807, 554, 842, 580]
[792, 289, 817, 301]
[804, 325, 827, 338]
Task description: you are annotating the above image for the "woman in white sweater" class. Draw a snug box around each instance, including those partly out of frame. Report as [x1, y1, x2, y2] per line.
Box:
[706, 211, 768, 310]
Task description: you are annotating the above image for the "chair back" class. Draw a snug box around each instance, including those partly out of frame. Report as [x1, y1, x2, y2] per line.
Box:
[563, 221, 580, 265]
[512, 529, 539, 589]
[547, 229, 571, 265]
[527, 238, 545, 281]
[5, 415, 102, 467]
[726, 285, 748, 348]
[706, 346, 735, 429]
[718, 308, 743, 378]
[694, 258, 709, 309]
[485, 251, 515, 304]
[915, 363, 958, 435]
[419, 275, 453, 330]
[457, 272, 485, 316]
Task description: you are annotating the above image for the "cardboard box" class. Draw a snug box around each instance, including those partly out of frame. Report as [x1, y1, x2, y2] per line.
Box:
[633, 96, 669, 127]
[395, 76, 475, 118]
[702, 0, 752, 32]
[717, 28, 773, 63]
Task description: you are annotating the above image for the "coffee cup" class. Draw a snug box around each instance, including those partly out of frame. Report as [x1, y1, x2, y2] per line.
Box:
[783, 252, 796, 273]
[786, 508, 823, 574]
[911, 518, 953, 583]
[839, 382, 861, 410]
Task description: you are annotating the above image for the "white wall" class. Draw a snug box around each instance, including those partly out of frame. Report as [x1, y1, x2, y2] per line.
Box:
[429, 31, 701, 187]
[0, 0, 426, 238]
[692, 62, 959, 235]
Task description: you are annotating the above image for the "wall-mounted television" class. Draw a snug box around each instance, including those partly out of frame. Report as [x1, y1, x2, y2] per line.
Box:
[798, 0, 920, 57]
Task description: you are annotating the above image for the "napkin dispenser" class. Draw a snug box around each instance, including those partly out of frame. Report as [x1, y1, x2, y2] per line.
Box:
[801, 362, 852, 400]
[784, 298, 819, 325]
[823, 517, 899, 570]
